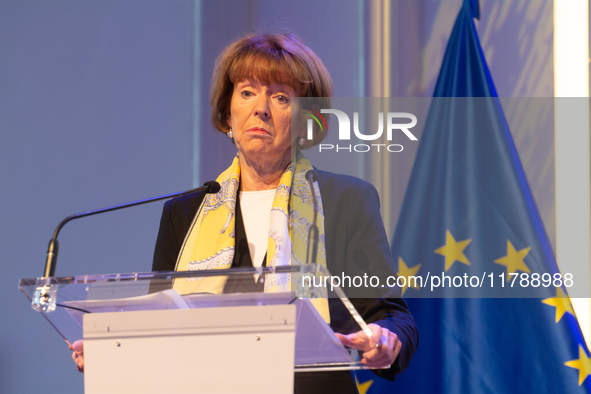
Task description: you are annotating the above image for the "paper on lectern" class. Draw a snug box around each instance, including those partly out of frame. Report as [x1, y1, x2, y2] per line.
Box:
[62, 289, 189, 327]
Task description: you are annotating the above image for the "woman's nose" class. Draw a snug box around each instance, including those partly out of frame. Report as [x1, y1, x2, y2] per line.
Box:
[253, 97, 270, 119]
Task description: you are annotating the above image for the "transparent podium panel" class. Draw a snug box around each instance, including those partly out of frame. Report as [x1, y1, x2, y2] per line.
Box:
[19, 265, 386, 372]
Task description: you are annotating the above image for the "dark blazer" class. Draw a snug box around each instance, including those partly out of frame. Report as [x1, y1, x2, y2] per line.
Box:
[152, 170, 418, 390]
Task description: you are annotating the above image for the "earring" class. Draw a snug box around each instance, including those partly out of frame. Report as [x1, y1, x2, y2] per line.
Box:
[298, 137, 305, 146]
[227, 128, 233, 139]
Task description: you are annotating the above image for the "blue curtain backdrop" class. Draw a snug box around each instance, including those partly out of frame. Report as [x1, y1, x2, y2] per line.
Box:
[354, 1, 591, 393]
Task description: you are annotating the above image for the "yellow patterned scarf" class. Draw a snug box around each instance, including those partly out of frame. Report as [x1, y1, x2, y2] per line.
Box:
[173, 152, 330, 322]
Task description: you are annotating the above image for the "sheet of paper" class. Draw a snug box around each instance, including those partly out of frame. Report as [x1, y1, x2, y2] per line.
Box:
[62, 289, 189, 327]
[182, 291, 295, 308]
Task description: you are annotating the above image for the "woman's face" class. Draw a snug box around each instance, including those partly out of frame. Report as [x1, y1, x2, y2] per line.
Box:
[227, 78, 298, 168]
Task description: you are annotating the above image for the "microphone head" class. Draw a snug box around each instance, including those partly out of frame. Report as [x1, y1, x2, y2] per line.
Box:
[203, 181, 221, 194]
[305, 169, 318, 182]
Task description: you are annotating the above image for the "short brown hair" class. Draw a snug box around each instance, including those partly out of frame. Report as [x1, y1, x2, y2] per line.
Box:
[210, 33, 333, 148]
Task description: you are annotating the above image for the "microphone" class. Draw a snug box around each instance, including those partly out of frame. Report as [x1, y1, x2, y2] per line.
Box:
[42, 181, 220, 278]
[305, 169, 318, 183]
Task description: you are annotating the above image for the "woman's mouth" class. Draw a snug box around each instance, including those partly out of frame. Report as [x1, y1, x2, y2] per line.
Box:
[247, 127, 271, 135]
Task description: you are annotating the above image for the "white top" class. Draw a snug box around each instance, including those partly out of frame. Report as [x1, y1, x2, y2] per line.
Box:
[239, 190, 276, 267]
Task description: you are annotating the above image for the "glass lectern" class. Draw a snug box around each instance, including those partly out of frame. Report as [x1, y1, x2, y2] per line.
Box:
[19, 266, 375, 394]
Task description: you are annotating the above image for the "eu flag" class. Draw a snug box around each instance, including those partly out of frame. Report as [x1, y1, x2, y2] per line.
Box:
[355, 0, 591, 392]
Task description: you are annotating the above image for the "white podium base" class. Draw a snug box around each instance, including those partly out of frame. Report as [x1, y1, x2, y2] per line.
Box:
[83, 305, 296, 394]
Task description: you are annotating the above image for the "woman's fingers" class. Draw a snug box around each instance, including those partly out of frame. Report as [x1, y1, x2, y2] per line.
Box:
[363, 352, 391, 368]
[337, 324, 402, 368]
[71, 340, 84, 353]
[336, 324, 383, 351]
[336, 332, 367, 350]
[71, 349, 84, 372]
[361, 327, 401, 369]
[68, 340, 85, 373]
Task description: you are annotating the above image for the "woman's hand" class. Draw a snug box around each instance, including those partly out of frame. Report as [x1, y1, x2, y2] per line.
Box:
[335, 324, 401, 368]
[66, 340, 84, 373]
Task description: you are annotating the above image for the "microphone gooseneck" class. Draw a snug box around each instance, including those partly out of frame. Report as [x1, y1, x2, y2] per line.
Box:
[305, 170, 319, 266]
[42, 181, 220, 278]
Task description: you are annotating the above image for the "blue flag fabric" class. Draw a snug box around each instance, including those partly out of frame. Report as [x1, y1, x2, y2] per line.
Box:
[354, 0, 591, 392]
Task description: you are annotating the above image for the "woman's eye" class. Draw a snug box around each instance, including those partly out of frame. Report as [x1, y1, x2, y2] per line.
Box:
[241, 90, 254, 98]
[276, 95, 289, 103]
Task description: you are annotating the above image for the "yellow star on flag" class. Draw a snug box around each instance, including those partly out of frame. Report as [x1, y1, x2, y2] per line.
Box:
[494, 240, 531, 280]
[397, 257, 421, 295]
[434, 230, 471, 271]
[565, 345, 591, 385]
[542, 288, 575, 323]
[355, 375, 374, 394]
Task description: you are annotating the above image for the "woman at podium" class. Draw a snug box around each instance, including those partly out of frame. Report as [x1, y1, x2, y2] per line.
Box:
[70, 32, 417, 393]
[149, 33, 418, 393]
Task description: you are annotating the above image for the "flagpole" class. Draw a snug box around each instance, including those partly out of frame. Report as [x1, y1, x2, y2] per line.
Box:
[554, 0, 591, 347]
[369, 0, 394, 240]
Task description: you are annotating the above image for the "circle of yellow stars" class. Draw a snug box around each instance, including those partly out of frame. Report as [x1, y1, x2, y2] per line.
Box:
[396, 230, 535, 282]
[392, 229, 590, 386]
[396, 229, 535, 287]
